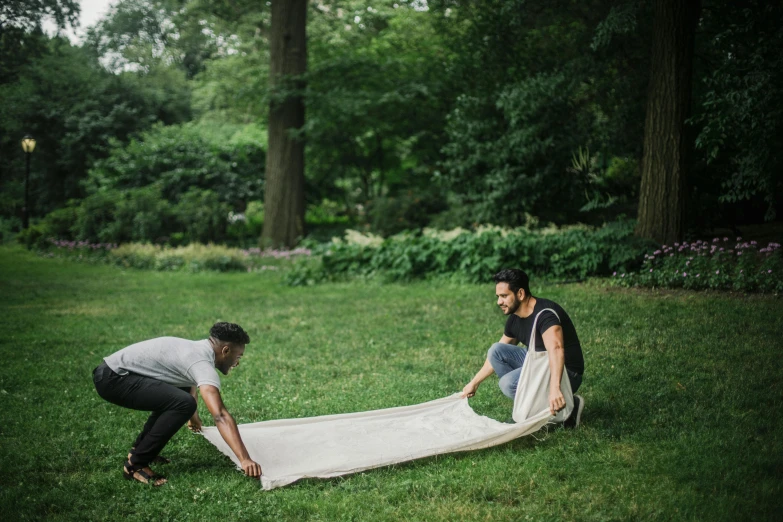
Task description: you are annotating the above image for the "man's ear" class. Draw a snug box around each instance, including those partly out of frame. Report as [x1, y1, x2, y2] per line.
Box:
[221, 344, 231, 356]
[517, 289, 526, 301]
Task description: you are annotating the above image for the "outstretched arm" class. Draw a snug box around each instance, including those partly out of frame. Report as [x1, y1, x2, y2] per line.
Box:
[199, 384, 262, 478]
[542, 326, 566, 415]
[461, 335, 518, 398]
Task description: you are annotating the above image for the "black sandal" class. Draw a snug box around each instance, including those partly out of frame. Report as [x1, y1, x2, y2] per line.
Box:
[123, 460, 167, 486]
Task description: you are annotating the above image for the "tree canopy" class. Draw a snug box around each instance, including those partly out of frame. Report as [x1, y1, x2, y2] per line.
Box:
[2, 0, 780, 246]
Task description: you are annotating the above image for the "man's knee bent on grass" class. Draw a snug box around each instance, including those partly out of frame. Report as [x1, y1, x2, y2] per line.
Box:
[93, 321, 262, 486]
[461, 269, 585, 423]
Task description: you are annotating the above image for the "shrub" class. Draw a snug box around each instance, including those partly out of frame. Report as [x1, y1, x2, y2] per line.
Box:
[612, 237, 783, 293]
[72, 191, 119, 243]
[72, 186, 173, 244]
[41, 206, 78, 240]
[0, 216, 21, 244]
[110, 243, 247, 272]
[284, 218, 654, 285]
[227, 201, 264, 246]
[84, 122, 264, 205]
[173, 189, 231, 244]
[16, 222, 51, 249]
[115, 185, 173, 243]
[366, 191, 447, 237]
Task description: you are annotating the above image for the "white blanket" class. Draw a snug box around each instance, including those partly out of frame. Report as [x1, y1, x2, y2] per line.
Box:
[202, 309, 574, 490]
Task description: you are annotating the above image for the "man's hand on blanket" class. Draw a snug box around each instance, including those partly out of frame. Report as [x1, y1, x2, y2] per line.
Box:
[187, 414, 203, 433]
[549, 387, 566, 415]
[241, 459, 262, 478]
[461, 381, 479, 399]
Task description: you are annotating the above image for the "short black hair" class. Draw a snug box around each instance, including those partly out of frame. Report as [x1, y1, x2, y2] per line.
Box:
[493, 268, 531, 296]
[210, 322, 250, 345]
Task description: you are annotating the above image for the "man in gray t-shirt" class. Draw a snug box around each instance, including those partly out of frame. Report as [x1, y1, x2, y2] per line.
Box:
[93, 322, 262, 486]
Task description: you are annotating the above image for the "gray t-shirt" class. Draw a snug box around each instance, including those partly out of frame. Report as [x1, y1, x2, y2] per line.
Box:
[104, 337, 221, 390]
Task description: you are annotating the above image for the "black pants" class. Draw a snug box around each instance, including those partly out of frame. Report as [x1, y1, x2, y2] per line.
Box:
[93, 362, 196, 468]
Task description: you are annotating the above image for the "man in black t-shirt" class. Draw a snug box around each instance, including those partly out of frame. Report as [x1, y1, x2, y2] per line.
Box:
[461, 268, 585, 427]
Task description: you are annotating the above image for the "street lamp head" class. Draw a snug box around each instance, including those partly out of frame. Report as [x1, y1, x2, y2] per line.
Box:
[21, 135, 36, 154]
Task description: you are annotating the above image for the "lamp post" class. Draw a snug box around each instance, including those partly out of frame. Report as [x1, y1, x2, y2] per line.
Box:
[21, 135, 36, 230]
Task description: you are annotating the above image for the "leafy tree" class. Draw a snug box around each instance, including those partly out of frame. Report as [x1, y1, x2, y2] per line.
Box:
[430, 0, 639, 227]
[84, 122, 265, 207]
[689, 0, 783, 224]
[84, 0, 217, 78]
[0, 0, 78, 32]
[0, 36, 190, 220]
[304, 2, 452, 217]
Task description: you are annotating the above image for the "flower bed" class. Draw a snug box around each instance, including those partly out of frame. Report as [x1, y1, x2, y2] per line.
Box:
[612, 237, 782, 293]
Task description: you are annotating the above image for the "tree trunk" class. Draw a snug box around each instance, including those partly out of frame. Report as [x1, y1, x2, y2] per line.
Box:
[262, 0, 307, 248]
[635, 0, 701, 245]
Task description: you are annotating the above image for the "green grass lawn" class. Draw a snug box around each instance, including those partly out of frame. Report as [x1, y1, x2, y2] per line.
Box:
[1, 245, 781, 521]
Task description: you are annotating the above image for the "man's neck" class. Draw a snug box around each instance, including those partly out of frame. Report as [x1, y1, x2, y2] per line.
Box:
[514, 296, 536, 319]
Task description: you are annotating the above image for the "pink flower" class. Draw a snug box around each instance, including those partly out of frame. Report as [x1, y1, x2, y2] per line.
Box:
[716, 270, 720, 274]
[696, 274, 700, 277]
[768, 270, 773, 273]
[686, 261, 690, 266]
[683, 272, 687, 277]
[613, 271, 617, 276]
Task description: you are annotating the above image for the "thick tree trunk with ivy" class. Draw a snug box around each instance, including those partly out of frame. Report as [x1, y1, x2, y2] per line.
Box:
[635, 0, 701, 244]
[262, 0, 307, 248]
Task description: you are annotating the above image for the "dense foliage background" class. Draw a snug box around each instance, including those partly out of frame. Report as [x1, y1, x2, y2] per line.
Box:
[2, 0, 781, 255]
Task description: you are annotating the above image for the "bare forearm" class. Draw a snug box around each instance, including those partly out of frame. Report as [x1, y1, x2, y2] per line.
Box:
[548, 347, 565, 390]
[214, 411, 251, 462]
[471, 358, 495, 385]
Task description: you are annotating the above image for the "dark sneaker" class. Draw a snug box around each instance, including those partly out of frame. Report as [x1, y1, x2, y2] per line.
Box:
[564, 394, 584, 429]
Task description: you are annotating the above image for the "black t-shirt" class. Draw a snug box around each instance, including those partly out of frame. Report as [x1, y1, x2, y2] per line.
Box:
[504, 297, 584, 375]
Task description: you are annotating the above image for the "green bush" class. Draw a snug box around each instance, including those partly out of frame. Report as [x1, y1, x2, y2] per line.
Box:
[71, 186, 173, 244]
[612, 237, 783, 293]
[116, 185, 173, 243]
[0, 216, 21, 244]
[109, 243, 248, 272]
[41, 206, 78, 240]
[72, 191, 119, 243]
[366, 191, 446, 237]
[173, 189, 231, 244]
[16, 222, 51, 249]
[35, 240, 311, 273]
[84, 122, 264, 205]
[285, 218, 654, 285]
[227, 201, 264, 246]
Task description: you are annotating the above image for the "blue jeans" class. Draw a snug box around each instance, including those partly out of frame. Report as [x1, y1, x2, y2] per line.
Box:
[487, 342, 582, 399]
